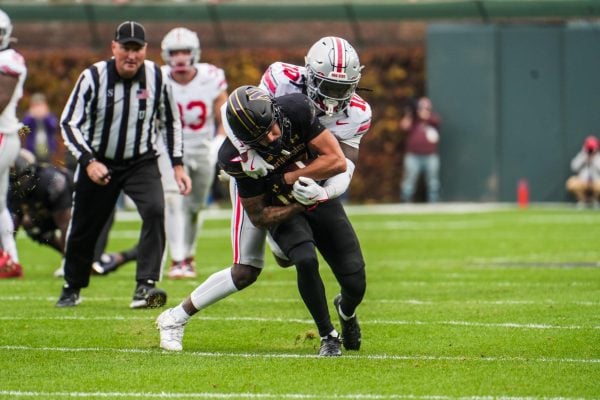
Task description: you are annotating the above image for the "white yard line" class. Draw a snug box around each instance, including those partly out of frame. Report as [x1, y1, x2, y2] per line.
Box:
[0, 345, 598, 365]
[0, 315, 597, 330]
[1, 296, 597, 307]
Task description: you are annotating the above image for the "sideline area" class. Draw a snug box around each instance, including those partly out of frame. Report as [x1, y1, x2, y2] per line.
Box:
[115, 202, 574, 221]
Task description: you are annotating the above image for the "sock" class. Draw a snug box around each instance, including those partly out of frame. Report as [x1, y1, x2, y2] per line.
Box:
[337, 302, 355, 321]
[170, 304, 191, 323]
[189, 267, 238, 310]
[322, 329, 339, 340]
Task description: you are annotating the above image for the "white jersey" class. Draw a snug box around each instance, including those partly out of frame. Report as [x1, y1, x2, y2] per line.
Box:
[259, 61, 371, 149]
[162, 62, 227, 155]
[0, 48, 27, 135]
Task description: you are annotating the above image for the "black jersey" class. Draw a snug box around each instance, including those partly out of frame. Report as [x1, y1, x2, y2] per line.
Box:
[218, 93, 325, 199]
[8, 164, 73, 227]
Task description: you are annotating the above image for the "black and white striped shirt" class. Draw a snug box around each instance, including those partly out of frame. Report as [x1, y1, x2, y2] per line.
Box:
[61, 58, 183, 167]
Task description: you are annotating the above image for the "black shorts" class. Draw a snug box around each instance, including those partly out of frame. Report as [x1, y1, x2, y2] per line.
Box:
[269, 198, 365, 275]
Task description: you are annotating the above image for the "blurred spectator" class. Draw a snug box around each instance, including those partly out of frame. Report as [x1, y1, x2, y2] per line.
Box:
[399, 96, 442, 203]
[21, 93, 65, 167]
[565, 135, 600, 209]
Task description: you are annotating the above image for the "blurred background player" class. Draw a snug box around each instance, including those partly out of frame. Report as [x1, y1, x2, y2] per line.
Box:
[9, 149, 72, 257]
[158, 27, 228, 279]
[8, 149, 136, 277]
[566, 135, 600, 208]
[0, 9, 26, 278]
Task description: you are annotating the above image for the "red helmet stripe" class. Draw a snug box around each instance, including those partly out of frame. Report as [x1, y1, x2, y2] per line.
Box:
[333, 37, 344, 73]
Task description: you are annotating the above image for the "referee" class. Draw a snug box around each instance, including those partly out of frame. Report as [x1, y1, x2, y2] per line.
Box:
[56, 21, 191, 308]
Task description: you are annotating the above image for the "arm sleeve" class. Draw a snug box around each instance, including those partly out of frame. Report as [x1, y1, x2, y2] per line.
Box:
[322, 158, 356, 199]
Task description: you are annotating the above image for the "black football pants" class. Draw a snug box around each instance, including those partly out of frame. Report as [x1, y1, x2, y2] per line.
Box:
[269, 198, 366, 337]
[63, 156, 165, 289]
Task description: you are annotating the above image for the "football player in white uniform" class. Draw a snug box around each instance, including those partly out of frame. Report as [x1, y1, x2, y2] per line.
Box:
[0, 9, 27, 279]
[158, 27, 228, 279]
[157, 37, 371, 356]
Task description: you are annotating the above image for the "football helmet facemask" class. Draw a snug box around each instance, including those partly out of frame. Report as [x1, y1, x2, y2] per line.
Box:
[161, 27, 200, 72]
[0, 10, 13, 51]
[305, 36, 362, 116]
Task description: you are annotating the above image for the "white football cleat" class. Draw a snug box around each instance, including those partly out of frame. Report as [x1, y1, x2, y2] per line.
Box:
[156, 308, 186, 351]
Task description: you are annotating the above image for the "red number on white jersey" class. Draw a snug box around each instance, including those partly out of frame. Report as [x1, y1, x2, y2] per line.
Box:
[281, 63, 301, 83]
[349, 95, 367, 112]
[178, 100, 207, 131]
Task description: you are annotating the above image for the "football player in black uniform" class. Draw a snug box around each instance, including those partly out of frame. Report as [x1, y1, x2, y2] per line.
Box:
[9, 149, 73, 256]
[157, 85, 351, 355]
[9, 149, 136, 276]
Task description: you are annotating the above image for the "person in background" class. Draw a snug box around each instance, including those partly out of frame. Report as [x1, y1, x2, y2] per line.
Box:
[159, 27, 228, 279]
[0, 8, 26, 278]
[21, 93, 64, 167]
[566, 135, 600, 209]
[399, 96, 442, 203]
[56, 21, 191, 308]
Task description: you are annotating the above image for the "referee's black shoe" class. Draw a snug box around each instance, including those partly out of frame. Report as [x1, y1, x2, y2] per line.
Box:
[56, 285, 81, 307]
[333, 294, 361, 350]
[130, 280, 167, 309]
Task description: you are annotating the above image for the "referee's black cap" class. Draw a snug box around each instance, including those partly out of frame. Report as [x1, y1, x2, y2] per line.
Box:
[114, 21, 146, 45]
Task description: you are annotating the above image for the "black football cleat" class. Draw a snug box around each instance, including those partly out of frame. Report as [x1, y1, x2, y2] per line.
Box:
[333, 294, 361, 350]
[318, 335, 342, 357]
[130, 282, 167, 309]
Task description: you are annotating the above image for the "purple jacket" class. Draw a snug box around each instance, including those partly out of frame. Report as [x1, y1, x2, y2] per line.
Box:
[22, 113, 60, 155]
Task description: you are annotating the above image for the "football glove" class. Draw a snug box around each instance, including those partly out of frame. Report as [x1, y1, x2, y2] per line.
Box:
[292, 177, 328, 206]
[240, 149, 274, 179]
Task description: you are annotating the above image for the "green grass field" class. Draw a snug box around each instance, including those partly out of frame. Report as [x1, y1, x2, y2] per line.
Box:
[1, 205, 599, 399]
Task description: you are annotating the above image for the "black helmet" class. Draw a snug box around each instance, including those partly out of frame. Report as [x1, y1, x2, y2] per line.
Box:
[226, 85, 275, 146]
[11, 149, 36, 180]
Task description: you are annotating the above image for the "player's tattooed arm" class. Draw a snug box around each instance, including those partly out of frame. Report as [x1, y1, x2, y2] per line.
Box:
[241, 195, 304, 229]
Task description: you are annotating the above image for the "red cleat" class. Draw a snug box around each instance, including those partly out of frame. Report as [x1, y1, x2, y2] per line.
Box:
[0, 250, 23, 279]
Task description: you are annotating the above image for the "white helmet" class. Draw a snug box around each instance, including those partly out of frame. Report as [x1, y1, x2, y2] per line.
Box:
[0, 9, 13, 51]
[161, 27, 200, 67]
[305, 36, 362, 116]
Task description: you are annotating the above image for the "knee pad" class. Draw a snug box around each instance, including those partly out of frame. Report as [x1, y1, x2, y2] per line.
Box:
[288, 242, 319, 273]
[338, 267, 366, 303]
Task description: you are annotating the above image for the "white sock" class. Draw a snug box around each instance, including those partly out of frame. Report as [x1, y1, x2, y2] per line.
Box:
[190, 267, 238, 310]
[164, 192, 186, 262]
[322, 329, 339, 340]
[170, 305, 191, 323]
[0, 208, 18, 262]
